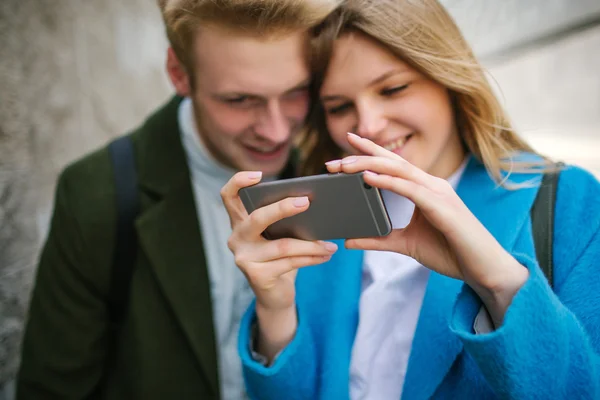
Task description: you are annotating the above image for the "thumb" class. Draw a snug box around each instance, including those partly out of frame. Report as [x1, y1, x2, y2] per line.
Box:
[345, 229, 410, 254]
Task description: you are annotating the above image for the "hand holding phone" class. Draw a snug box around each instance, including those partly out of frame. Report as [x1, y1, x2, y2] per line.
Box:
[221, 171, 339, 361]
[239, 172, 392, 241]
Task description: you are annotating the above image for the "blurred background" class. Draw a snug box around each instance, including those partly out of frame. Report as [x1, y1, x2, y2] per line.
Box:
[1, 0, 599, 397]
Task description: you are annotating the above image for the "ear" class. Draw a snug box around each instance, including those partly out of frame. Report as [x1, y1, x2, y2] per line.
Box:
[166, 47, 191, 97]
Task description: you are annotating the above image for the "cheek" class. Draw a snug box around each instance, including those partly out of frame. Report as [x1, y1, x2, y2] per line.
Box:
[325, 115, 356, 153]
[199, 101, 255, 138]
[405, 89, 454, 141]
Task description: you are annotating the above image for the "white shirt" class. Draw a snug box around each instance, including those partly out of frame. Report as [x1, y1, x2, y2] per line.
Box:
[179, 97, 253, 400]
[350, 160, 468, 400]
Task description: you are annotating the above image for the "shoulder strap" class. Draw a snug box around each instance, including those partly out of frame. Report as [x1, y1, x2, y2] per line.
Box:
[530, 163, 563, 288]
[107, 135, 140, 327]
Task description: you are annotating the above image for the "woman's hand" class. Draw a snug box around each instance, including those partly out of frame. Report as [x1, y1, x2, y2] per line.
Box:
[221, 171, 338, 359]
[326, 133, 528, 327]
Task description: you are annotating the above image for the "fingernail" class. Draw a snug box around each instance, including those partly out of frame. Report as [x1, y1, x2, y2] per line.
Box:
[293, 196, 309, 207]
[325, 159, 341, 166]
[318, 255, 333, 264]
[341, 156, 357, 165]
[247, 171, 262, 179]
[364, 170, 378, 176]
[324, 242, 338, 252]
[347, 132, 360, 139]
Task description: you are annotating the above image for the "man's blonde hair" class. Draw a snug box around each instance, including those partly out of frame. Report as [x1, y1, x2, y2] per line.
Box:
[158, 0, 344, 69]
[303, 0, 554, 184]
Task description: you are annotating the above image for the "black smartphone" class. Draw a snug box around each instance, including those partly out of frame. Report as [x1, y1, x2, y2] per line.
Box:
[239, 172, 392, 241]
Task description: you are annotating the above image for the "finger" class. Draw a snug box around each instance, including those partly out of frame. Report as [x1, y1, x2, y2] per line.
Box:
[345, 133, 436, 188]
[346, 132, 402, 160]
[325, 159, 342, 173]
[363, 173, 456, 226]
[256, 239, 338, 262]
[220, 171, 263, 225]
[346, 230, 408, 253]
[339, 155, 431, 188]
[264, 254, 333, 277]
[362, 172, 434, 211]
[237, 196, 311, 239]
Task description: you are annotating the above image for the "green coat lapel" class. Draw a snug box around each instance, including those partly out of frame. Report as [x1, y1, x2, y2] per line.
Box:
[132, 96, 220, 396]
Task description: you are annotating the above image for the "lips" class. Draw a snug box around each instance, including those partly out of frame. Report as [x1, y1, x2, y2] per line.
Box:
[242, 142, 287, 154]
[241, 141, 290, 163]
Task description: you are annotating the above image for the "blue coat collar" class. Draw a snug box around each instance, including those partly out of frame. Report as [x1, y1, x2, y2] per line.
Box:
[402, 157, 542, 399]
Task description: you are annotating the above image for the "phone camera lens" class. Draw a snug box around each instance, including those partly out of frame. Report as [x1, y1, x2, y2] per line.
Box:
[363, 183, 372, 190]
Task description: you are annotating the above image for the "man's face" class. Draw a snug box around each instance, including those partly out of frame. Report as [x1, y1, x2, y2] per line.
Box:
[187, 26, 311, 177]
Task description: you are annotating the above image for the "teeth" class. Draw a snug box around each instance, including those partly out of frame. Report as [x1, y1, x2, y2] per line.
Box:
[255, 148, 277, 153]
[247, 145, 280, 153]
[383, 136, 409, 151]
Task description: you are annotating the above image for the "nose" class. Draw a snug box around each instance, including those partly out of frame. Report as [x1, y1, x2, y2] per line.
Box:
[254, 100, 290, 143]
[355, 100, 387, 139]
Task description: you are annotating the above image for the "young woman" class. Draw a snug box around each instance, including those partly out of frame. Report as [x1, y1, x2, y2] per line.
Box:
[220, 0, 600, 398]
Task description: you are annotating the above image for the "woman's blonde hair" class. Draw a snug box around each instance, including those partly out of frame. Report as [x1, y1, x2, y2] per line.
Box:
[158, 0, 344, 71]
[302, 0, 553, 183]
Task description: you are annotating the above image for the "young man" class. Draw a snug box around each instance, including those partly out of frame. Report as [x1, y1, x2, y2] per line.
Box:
[16, 1, 341, 398]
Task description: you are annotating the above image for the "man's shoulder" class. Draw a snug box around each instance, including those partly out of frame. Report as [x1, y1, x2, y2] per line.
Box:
[52, 139, 123, 258]
[57, 95, 184, 203]
[61, 139, 114, 184]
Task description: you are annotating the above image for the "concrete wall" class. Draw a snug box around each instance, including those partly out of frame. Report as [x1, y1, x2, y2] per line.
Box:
[442, 0, 600, 176]
[0, 0, 171, 395]
[488, 24, 600, 177]
[443, 0, 600, 58]
[1, 0, 599, 397]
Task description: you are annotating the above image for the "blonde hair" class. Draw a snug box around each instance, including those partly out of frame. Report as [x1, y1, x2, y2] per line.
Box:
[303, 0, 554, 183]
[158, 0, 344, 70]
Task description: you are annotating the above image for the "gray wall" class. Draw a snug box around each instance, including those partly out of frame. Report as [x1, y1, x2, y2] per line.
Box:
[442, 0, 600, 176]
[0, 0, 171, 394]
[1, 0, 599, 396]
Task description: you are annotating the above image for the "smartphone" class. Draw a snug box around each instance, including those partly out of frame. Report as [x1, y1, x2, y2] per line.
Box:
[239, 172, 392, 241]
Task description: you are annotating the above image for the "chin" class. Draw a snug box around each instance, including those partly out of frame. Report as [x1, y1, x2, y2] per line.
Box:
[235, 158, 288, 177]
[261, 161, 290, 177]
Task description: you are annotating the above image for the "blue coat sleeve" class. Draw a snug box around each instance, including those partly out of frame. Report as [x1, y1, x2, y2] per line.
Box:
[450, 233, 600, 399]
[238, 300, 318, 400]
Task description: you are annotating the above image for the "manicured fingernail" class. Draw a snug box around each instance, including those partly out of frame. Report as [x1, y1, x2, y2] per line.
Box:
[247, 171, 262, 179]
[347, 132, 360, 139]
[324, 242, 338, 252]
[325, 159, 341, 166]
[293, 196, 309, 207]
[341, 156, 357, 165]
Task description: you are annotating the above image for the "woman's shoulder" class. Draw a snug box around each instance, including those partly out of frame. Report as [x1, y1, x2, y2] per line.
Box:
[556, 164, 600, 216]
[553, 164, 600, 276]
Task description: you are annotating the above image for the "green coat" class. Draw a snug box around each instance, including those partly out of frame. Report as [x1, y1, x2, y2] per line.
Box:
[18, 96, 223, 399]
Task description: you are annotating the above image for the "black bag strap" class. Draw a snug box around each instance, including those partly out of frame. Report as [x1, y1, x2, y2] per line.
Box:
[107, 135, 140, 327]
[531, 163, 563, 288]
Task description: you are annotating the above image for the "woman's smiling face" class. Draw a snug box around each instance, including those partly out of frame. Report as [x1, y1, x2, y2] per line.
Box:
[319, 32, 465, 178]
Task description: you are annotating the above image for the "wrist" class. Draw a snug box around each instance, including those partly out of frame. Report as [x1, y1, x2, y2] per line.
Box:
[470, 257, 529, 328]
[255, 304, 298, 361]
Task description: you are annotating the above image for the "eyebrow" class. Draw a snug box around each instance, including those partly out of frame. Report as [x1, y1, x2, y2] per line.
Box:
[215, 79, 311, 99]
[321, 68, 408, 102]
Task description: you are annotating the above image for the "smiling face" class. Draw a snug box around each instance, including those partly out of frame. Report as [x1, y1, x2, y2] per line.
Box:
[171, 25, 311, 177]
[319, 32, 466, 178]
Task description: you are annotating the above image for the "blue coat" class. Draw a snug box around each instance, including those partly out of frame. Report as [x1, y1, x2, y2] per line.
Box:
[238, 158, 600, 399]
